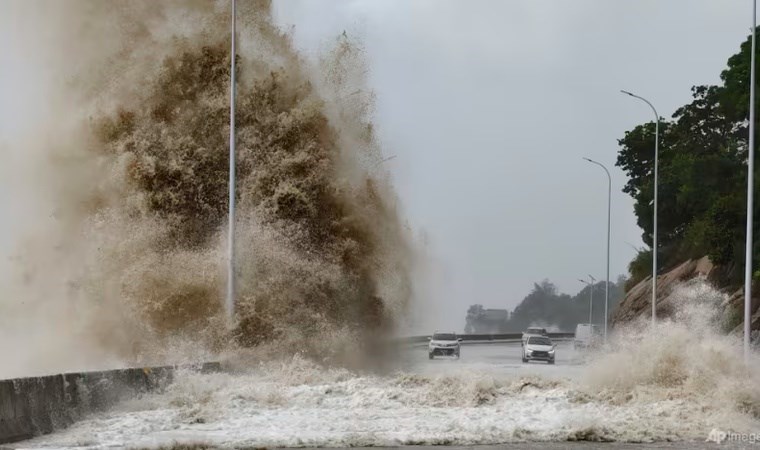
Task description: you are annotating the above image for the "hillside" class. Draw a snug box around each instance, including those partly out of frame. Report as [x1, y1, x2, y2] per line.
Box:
[612, 256, 760, 335]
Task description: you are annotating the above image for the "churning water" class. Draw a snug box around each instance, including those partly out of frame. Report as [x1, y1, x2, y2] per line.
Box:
[18, 281, 760, 447]
[3, 2, 760, 447]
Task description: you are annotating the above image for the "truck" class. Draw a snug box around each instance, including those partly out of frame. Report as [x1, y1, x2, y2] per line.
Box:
[573, 323, 601, 350]
[465, 305, 509, 333]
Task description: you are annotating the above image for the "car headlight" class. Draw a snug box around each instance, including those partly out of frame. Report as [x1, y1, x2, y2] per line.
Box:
[525, 350, 532, 355]
[548, 349, 555, 355]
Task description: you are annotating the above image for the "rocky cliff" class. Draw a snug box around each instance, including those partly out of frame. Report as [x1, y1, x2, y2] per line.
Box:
[611, 256, 760, 335]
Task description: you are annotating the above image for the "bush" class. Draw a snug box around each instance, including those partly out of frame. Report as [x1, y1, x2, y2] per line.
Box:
[626, 250, 652, 291]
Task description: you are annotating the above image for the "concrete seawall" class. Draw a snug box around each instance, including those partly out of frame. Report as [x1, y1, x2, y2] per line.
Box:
[0, 362, 220, 445]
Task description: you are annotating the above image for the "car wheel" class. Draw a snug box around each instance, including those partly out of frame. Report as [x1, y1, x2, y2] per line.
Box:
[455, 352, 460, 359]
[548, 359, 555, 365]
[428, 353, 434, 360]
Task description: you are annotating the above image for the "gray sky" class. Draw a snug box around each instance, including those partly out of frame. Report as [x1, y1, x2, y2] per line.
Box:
[0, 1, 45, 283]
[0, 1, 753, 332]
[271, 0, 750, 331]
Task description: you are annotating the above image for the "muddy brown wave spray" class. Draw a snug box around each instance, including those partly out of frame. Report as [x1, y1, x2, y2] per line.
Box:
[0, 0, 412, 376]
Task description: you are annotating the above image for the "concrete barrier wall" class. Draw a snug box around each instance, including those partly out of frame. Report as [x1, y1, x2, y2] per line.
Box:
[396, 332, 576, 345]
[0, 362, 219, 445]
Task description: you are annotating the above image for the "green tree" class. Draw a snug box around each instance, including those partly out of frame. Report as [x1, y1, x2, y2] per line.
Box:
[503, 279, 625, 332]
[617, 29, 759, 286]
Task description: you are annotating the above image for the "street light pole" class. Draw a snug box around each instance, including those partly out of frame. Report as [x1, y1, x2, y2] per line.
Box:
[578, 277, 595, 326]
[589, 275, 596, 325]
[590, 279, 593, 324]
[745, 0, 757, 362]
[583, 157, 612, 341]
[227, 0, 237, 321]
[621, 90, 659, 327]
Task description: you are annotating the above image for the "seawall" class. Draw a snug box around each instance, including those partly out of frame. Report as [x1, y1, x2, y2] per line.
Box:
[0, 362, 220, 445]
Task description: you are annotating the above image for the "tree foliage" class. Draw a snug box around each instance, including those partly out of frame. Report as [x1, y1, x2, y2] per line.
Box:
[617, 30, 760, 285]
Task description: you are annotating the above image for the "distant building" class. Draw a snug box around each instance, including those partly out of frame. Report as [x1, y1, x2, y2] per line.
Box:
[465, 305, 510, 333]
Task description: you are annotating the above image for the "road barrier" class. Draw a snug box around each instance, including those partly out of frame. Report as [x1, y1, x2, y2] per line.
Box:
[0, 362, 219, 445]
[0, 334, 574, 446]
[395, 332, 575, 346]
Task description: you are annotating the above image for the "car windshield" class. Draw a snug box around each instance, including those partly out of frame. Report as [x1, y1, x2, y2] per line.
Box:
[433, 333, 456, 340]
[527, 328, 545, 334]
[528, 337, 552, 346]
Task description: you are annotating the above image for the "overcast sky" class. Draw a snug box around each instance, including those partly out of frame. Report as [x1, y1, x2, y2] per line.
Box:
[270, 0, 752, 331]
[0, 1, 754, 332]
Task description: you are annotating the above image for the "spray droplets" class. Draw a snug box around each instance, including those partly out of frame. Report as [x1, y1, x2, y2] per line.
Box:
[2, 0, 412, 376]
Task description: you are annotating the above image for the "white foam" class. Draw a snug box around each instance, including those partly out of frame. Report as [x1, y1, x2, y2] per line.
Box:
[19, 281, 760, 448]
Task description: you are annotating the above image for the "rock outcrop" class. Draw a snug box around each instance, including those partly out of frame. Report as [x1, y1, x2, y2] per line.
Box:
[613, 255, 760, 336]
[725, 287, 760, 335]
[611, 256, 715, 326]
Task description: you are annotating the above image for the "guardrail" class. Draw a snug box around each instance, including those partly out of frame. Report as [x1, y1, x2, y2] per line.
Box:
[393, 332, 575, 346]
[0, 362, 220, 446]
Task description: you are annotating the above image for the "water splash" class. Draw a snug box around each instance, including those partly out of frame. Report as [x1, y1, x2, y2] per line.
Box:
[0, 0, 412, 377]
[18, 280, 760, 447]
[582, 279, 760, 435]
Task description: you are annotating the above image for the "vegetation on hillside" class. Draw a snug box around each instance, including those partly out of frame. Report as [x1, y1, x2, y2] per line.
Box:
[618, 30, 760, 287]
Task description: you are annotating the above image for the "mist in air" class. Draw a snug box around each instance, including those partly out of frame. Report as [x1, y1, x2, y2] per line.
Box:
[0, 0, 414, 378]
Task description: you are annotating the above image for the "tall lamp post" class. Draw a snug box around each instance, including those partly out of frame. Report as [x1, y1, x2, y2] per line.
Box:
[227, 0, 237, 321]
[745, 0, 757, 362]
[621, 90, 659, 327]
[583, 157, 612, 341]
[578, 276, 596, 325]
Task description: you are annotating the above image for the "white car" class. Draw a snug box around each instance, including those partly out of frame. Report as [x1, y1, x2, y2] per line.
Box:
[522, 335, 555, 364]
[428, 332, 461, 359]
